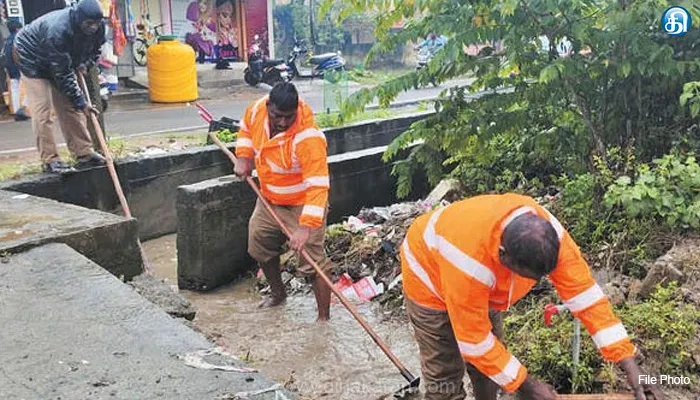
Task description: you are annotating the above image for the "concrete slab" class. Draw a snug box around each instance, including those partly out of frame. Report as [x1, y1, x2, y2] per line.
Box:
[176, 146, 428, 291]
[0, 243, 289, 400]
[0, 190, 142, 280]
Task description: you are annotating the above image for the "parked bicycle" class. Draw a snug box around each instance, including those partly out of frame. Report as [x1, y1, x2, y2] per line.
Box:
[132, 22, 165, 66]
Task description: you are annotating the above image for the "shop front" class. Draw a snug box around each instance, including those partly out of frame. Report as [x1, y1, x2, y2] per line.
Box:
[169, 0, 272, 63]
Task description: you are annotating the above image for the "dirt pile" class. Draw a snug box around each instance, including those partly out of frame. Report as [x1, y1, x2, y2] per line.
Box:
[324, 201, 436, 313]
[255, 180, 465, 315]
[636, 238, 700, 306]
[592, 238, 700, 308]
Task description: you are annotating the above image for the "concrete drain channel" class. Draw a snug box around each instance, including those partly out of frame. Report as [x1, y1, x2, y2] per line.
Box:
[0, 114, 435, 399]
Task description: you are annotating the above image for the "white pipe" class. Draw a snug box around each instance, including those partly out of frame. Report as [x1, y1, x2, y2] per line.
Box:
[573, 318, 581, 365]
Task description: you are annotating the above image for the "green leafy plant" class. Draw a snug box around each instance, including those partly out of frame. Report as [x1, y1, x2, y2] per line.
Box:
[215, 129, 238, 144]
[605, 154, 700, 230]
[549, 148, 672, 277]
[680, 81, 700, 118]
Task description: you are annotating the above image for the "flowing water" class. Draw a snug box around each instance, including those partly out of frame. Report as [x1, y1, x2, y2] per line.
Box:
[143, 234, 467, 400]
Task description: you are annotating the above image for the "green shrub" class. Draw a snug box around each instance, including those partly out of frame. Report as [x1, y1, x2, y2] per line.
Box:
[505, 297, 603, 394]
[618, 282, 700, 376]
[215, 129, 238, 143]
[605, 154, 700, 230]
[551, 148, 659, 277]
[505, 284, 700, 394]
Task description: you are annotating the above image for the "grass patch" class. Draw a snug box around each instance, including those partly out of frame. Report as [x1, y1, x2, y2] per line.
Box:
[316, 108, 395, 128]
[0, 161, 42, 182]
[347, 68, 413, 86]
[107, 137, 128, 159]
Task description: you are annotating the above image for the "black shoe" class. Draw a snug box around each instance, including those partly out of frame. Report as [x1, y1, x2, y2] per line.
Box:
[75, 152, 106, 170]
[43, 160, 76, 174]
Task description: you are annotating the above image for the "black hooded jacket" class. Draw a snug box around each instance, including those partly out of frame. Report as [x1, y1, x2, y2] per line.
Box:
[15, 0, 106, 109]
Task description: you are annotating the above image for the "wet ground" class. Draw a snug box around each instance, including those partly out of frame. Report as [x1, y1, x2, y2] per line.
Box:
[143, 234, 461, 400]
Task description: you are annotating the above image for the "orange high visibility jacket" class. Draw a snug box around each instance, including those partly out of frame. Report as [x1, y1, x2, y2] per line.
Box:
[235, 96, 329, 228]
[400, 193, 635, 393]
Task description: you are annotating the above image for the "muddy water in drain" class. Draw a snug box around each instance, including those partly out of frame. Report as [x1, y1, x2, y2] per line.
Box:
[143, 234, 434, 399]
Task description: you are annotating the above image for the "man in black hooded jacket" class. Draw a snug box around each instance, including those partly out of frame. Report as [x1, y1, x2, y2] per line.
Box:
[14, 0, 106, 173]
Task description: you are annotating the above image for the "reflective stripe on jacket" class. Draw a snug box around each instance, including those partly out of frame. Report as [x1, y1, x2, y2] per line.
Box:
[400, 193, 635, 393]
[235, 96, 329, 228]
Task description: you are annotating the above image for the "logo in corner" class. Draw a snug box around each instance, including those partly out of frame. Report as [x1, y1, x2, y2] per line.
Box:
[662, 6, 692, 36]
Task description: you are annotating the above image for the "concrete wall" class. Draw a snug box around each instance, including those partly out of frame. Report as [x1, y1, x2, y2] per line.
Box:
[0, 114, 429, 241]
[0, 190, 143, 280]
[1, 146, 234, 241]
[177, 146, 427, 291]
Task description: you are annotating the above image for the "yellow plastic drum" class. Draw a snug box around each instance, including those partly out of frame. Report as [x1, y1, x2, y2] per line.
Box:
[147, 36, 198, 103]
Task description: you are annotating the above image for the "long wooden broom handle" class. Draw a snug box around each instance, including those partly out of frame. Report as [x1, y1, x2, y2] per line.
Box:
[208, 131, 416, 382]
[77, 72, 152, 275]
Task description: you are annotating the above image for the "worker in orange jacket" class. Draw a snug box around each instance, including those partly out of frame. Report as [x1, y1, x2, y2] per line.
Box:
[234, 82, 332, 320]
[400, 193, 663, 400]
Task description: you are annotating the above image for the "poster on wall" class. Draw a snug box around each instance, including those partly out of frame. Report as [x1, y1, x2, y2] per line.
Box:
[170, 0, 241, 63]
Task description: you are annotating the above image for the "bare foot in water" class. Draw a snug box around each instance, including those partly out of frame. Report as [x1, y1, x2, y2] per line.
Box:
[257, 295, 286, 308]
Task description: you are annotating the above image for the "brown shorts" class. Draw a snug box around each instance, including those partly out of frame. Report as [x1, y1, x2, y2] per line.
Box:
[248, 198, 332, 277]
[405, 299, 504, 400]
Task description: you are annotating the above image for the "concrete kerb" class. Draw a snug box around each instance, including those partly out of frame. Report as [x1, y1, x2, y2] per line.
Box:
[1, 114, 430, 241]
[176, 145, 428, 292]
[0, 190, 143, 280]
[0, 243, 288, 400]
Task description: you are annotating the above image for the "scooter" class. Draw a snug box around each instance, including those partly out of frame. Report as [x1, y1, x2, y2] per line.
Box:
[244, 35, 291, 87]
[287, 38, 346, 81]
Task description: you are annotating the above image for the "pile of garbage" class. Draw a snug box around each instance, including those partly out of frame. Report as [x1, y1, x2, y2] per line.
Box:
[255, 179, 465, 317]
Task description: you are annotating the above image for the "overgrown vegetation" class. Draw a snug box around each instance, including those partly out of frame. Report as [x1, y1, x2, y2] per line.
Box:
[325, 0, 700, 267]
[506, 283, 700, 394]
[326, 0, 700, 394]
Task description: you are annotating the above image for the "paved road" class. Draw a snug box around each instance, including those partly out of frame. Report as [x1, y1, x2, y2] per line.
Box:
[0, 79, 471, 154]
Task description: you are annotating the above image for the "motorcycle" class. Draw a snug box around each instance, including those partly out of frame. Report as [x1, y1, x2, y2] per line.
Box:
[414, 46, 439, 89]
[244, 35, 291, 87]
[286, 39, 346, 82]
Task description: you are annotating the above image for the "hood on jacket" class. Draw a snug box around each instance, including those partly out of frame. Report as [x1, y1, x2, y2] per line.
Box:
[70, 0, 105, 35]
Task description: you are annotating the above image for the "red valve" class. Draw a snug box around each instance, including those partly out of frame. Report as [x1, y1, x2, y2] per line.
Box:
[544, 303, 560, 327]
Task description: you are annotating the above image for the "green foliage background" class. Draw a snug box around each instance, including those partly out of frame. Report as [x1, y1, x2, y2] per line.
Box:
[324, 0, 700, 394]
